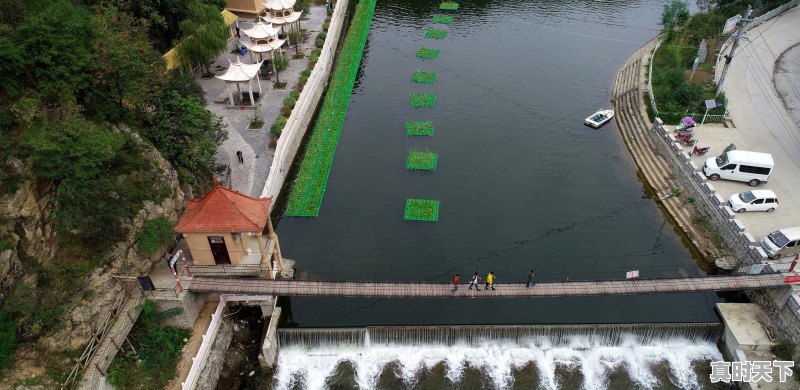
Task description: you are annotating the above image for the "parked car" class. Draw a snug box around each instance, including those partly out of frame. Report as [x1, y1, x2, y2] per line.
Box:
[760, 227, 800, 260]
[728, 190, 779, 213]
[703, 150, 774, 187]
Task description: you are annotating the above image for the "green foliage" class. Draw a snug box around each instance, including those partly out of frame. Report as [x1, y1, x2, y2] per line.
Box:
[0, 237, 14, 252]
[285, 0, 377, 217]
[672, 82, 704, 107]
[273, 53, 290, 84]
[175, 2, 229, 72]
[405, 121, 434, 136]
[249, 112, 265, 129]
[315, 36, 325, 48]
[107, 357, 135, 389]
[416, 48, 440, 59]
[406, 151, 438, 171]
[439, 2, 459, 11]
[661, 0, 689, 28]
[425, 29, 447, 39]
[412, 70, 438, 84]
[404, 199, 440, 222]
[140, 326, 189, 368]
[283, 96, 297, 109]
[290, 89, 301, 100]
[323, 20, 330, 31]
[142, 92, 226, 186]
[288, 27, 302, 56]
[0, 310, 17, 369]
[295, 0, 311, 13]
[432, 14, 454, 24]
[0, 24, 23, 96]
[410, 93, 436, 108]
[55, 176, 132, 242]
[772, 339, 795, 361]
[136, 217, 174, 256]
[137, 300, 183, 328]
[271, 115, 287, 136]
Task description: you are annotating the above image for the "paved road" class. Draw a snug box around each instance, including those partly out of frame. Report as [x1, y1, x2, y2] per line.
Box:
[708, 5, 800, 250]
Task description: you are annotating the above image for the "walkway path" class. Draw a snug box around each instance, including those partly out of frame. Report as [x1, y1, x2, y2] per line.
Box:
[200, 6, 328, 196]
[186, 274, 792, 298]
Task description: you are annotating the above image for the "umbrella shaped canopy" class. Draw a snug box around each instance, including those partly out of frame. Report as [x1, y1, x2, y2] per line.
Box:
[241, 21, 280, 40]
[216, 58, 264, 82]
[263, 0, 296, 11]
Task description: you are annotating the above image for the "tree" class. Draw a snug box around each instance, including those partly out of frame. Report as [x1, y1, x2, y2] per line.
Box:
[175, 1, 229, 74]
[272, 52, 289, 87]
[288, 27, 302, 58]
[86, 6, 164, 121]
[0, 24, 23, 97]
[55, 176, 130, 242]
[143, 92, 226, 185]
[660, 0, 690, 29]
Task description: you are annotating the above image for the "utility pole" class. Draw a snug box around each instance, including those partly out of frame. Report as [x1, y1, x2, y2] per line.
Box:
[716, 5, 752, 96]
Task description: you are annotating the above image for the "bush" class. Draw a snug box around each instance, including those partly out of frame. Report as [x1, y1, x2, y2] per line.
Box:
[772, 339, 795, 361]
[139, 326, 189, 368]
[322, 20, 330, 31]
[283, 96, 296, 109]
[317, 31, 327, 40]
[290, 89, 300, 100]
[271, 115, 287, 136]
[0, 310, 17, 369]
[315, 36, 324, 48]
[671, 82, 704, 108]
[302, 69, 312, 78]
[136, 217, 174, 256]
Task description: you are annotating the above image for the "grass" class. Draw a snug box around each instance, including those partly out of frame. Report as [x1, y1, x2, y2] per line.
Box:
[405, 121, 434, 137]
[416, 48, 440, 59]
[410, 93, 436, 108]
[285, 0, 378, 217]
[432, 14, 454, 24]
[412, 70, 438, 84]
[439, 2, 459, 11]
[404, 199, 440, 222]
[425, 29, 447, 39]
[406, 151, 438, 171]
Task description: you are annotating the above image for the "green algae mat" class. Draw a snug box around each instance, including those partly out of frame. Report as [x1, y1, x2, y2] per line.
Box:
[439, 2, 459, 11]
[410, 93, 436, 108]
[432, 14, 454, 24]
[404, 199, 440, 221]
[412, 71, 438, 84]
[285, 0, 378, 217]
[405, 121, 434, 136]
[425, 29, 447, 39]
[406, 151, 438, 171]
[416, 48, 440, 59]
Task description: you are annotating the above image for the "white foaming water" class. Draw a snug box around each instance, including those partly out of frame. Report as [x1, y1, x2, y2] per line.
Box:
[272, 335, 722, 390]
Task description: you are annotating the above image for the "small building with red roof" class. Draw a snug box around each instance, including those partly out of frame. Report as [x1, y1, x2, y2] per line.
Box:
[175, 184, 282, 272]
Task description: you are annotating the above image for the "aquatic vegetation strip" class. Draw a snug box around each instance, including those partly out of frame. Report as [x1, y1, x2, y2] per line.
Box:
[405, 121, 434, 136]
[404, 199, 440, 221]
[410, 93, 436, 108]
[432, 14, 453, 24]
[412, 71, 438, 84]
[416, 48, 440, 59]
[406, 151, 438, 171]
[425, 29, 447, 39]
[285, 0, 378, 217]
[439, 2, 459, 11]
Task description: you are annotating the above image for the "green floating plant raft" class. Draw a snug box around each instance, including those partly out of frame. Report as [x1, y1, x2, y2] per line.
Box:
[416, 48, 440, 59]
[410, 93, 436, 108]
[406, 151, 438, 171]
[439, 2, 459, 11]
[285, 0, 378, 217]
[432, 14, 454, 24]
[425, 29, 447, 39]
[412, 70, 438, 84]
[405, 121, 434, 136]
[404, 199, 440, 222]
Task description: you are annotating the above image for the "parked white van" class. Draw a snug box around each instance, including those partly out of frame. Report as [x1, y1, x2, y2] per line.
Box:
[760, 227, 800, 260]
[703, 150, 773, 187]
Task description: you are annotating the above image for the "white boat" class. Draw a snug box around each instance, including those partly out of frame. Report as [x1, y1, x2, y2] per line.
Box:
[584, 109, 615, 128]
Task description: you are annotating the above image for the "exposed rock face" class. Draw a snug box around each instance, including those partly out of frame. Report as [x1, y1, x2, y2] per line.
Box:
[0, 127, 192, 382]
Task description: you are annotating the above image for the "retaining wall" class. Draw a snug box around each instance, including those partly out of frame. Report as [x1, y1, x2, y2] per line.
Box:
[260, 0, 351, 204]
[155, 291, 208, 329]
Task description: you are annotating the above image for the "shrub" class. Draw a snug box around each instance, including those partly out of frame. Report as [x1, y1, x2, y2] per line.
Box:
[310, 49, 321, 58]
[772, 339, 795, 361]
[0, 310, 17, 369]
[671, 82, 704, 108]
[271, 115, 287, 136]
[299, 75, 308, 89]
[302, 69, 312, 78]
[323, 20, 330, 31]
[136, 217, 174, 256]
[283, 97, 296, 109]
[139, 326, 189, 368]
[315, 36, 324, 48]
[317, 31, 327, 40]
[290, 89, 300, 100]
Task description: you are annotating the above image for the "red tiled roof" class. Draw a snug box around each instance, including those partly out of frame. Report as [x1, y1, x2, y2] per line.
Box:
[174, 185, 272, 233]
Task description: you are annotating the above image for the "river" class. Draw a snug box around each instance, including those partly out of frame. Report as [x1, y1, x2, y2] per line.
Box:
[270, 0, 722, 388]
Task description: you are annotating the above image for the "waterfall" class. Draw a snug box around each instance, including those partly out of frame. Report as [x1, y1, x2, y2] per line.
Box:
[278, 323, 722, 348]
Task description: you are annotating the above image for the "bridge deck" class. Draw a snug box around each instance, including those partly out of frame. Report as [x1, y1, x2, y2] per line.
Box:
[187, 274, 791, 298]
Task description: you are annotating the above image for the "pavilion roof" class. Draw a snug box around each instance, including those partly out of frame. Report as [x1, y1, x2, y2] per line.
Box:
[263, 0, 296, 10]
[174, 184, 272, 233]
[241, 38, 286, 53]
[261, 11, 302, 25]
[215, 58, 264, 82]
[241, 21, 280, 39]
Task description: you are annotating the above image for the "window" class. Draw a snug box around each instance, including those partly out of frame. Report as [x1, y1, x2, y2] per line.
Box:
[766, 198, 776, 204]
[788, 241, 797, 248]
[722, 164, 737, 170]
[753, 199, 764, 204]
[739, 165, 771, 175]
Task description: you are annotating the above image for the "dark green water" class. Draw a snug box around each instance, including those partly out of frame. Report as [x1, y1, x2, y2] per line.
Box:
[275, 0, 718, 328]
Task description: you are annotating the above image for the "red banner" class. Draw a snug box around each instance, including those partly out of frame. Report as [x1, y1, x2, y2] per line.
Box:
[784, 276, 800, 284]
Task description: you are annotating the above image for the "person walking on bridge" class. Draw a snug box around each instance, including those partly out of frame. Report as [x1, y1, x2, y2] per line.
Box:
[485, 272, 496, 291]
[468, 272, 481, 291]
[451, 274, 459, 294]
[527, 269, 535, 288]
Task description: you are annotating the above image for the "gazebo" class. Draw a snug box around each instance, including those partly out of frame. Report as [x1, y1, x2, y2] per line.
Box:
[261, 0, 303, 34]
[215, 57, 264, 106]
[240, 20, 286, 64]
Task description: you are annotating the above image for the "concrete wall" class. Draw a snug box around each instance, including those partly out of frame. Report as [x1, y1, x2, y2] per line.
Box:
[194, 314, 234, 390]
[260, 0, 351, 203]
[155, 292, 209, 329]
[260, 305, 282, 368]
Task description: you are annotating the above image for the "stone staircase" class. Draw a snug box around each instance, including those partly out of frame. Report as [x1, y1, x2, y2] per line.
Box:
[611, 40, 706, 249]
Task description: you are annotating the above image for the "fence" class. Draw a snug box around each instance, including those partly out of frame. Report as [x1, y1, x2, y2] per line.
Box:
[647, 119, 765, 265]
[260, 0, 351, 206]
[188, 263, 271, 278]
[646, 38, 663, 117]
[181, 299, 228, 390]
[746, 0, 800, 31]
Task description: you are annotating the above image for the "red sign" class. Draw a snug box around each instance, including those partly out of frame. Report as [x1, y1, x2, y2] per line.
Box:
[784, 276, 800, 284]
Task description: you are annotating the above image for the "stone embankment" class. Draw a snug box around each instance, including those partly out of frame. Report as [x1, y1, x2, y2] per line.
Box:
[611, 39, 715, 256]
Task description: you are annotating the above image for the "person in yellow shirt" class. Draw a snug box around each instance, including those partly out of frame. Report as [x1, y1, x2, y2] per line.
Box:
[485, 272, 496, 291]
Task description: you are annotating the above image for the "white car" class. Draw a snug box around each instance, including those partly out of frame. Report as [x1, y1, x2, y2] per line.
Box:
[728, 190, 779, 213]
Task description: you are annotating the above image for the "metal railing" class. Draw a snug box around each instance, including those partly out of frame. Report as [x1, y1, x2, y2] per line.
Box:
[646, 38, 663, 118]
[746, 0, 800, 31]
[188, 263, 271, 278]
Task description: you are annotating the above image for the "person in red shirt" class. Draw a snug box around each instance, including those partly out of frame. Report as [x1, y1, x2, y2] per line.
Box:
[451, 274, 459, 294]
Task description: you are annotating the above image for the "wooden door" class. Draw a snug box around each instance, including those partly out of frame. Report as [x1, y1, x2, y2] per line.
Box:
[207, 236, 231, 265]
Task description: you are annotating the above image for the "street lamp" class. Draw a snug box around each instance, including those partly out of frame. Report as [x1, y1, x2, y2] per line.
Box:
[694, 99, 724, 151]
